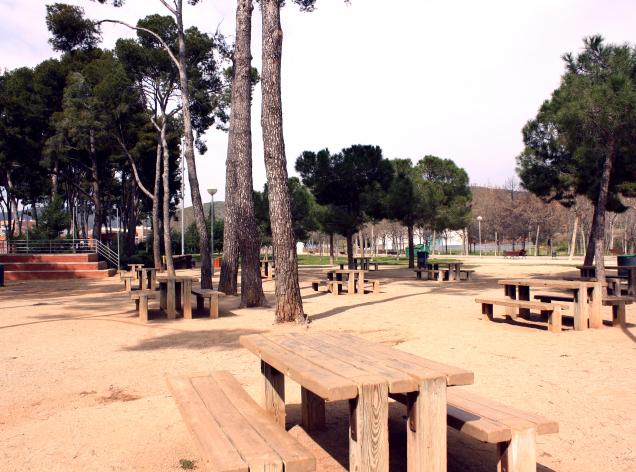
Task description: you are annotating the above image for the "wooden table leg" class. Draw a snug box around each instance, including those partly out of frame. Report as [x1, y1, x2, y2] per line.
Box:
[182, 279, 192, 319]
[301, 387, 325, 431]
[406, 377, 446, 472]
[572, 286, 588, 330]
[140, 271, 147, 290]
[166, 279, 176, 319]
[348, 274, 355, 295]
[629, 269, 636, 296]
[150, 271, 156, 290]
[518, 285, 530, 317]
[159, 284, 166, 310]
[505, 285, 517, 318]
[349, 381, 389, 472]
[262, 361, 285, 428]
[588, 284, 602, 329]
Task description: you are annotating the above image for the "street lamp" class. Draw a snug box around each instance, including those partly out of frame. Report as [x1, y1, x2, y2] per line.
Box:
[207, 185, 217, 278]
[477, 216, 483, 257]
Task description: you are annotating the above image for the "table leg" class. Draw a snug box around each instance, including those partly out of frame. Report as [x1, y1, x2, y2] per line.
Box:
[182, 280, 192, 319]
[496, 427, 537, 472]
[140, 271, 147, 290]
[518, 285, 530, 317]
[572, 286, 588, 331]
[166, 279, 176, 319]
[349, 381, 389, 472]
[159, 284, 166, 310]
[150, 271, 156, 290]
[301, 387, 325, 431]
[406, 377, 446, 472]
[629, 269, 636, 296]
[505, 285, 517, 318]
[588, 284, 602, 329]
[348, 274, 355, 295]
[262, 361, 285, 428]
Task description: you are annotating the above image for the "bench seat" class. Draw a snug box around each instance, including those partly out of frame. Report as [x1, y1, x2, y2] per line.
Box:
[414, 268, 448, 280]
[362, 278, 381, 294]
[130, 290, 158, 322]
[476, 297, 569, 333]
[191, 287, 221, 318]
[327, 280, 345, 295]
[459, 269, 475, 280]
[310, 279, 327, 291]
[167, 372, 315, 472]
[602, 296, 633, 327]
[533, 293, 575, 303]
[447, 388, 558, 472]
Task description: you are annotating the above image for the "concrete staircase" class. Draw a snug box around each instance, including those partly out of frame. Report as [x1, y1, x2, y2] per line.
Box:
[0, 254, 116, 280]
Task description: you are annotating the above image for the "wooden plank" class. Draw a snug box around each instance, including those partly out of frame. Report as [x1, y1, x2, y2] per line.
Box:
[211, 372, 316, 472]
[323, 331, 473, 386]
[301, 387, 326, 432]
[348, 377, 389, 472]
[166, 376, 248, 472]
[498, 278, 598, 289]
[406, 376, 447, 472]
[447, 389, 558, 435]
[239, 334, 358, 401]
[191, 375, 283, 470]
[496, 425, 537, 472]
[475, 298, 567, 310]
[275, 333, 417, 393]
[447, 403, 510, 443]
[262, 361, 286, 429]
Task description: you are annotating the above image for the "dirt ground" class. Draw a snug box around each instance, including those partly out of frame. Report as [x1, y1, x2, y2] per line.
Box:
[1, 257, 635, 472]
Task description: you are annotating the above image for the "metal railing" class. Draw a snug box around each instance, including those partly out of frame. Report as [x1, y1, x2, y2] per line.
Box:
[3, 239, 119, 268]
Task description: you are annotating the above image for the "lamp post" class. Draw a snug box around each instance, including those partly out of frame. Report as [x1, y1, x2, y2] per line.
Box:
[477, 216, 483, 257]
[207, 186, 217, 279]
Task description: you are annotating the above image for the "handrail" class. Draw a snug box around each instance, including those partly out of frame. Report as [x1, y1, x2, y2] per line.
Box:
[95, 239, 119, 268]
[4, 238, 119, 268]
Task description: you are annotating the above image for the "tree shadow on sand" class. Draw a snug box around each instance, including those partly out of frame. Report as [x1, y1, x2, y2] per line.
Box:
[122, 328, 264, 352]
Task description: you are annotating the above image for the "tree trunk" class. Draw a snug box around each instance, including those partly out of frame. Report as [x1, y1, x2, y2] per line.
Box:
[160, 120, 175, 276]
[261, 0, 304, 322]
[89, 129, 102, 240]
[175, 3, 211, 289]
[534, 225, 540, 257]
[568, 215, 578, 260]
[229, 0, 265, 307]
[591, 139, 617, 288]
[329, 232, 334, 265]
[407, 224, 415, 268]
[152, 143, 162, 270]
[584, 213, 598, 265]
[346, 232, 354, 269]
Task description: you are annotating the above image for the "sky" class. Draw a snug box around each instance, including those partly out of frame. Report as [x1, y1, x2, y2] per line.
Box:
[2, 0, 636, 205]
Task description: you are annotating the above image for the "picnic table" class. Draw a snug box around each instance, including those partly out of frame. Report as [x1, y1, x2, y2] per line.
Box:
[327, 269, 365, 294]
[240, 331, 473, 472]
[128, 263, 144, 279]
[498, 278, 602, 330]
[260, 260, 274, 280]
[577, 264, 636, 296]
[135, 267, 157, 290]
[156, 275, 198, 319]
[353, 256, 372, 270]
[427, 262, 463, 282]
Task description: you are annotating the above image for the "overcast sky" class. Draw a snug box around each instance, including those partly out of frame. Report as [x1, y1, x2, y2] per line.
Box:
[2, 0, 636, 205]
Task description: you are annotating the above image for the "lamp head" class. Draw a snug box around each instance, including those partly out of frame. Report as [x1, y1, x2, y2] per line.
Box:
[207, 186, 217, 197]
[477, 216, 483, 221]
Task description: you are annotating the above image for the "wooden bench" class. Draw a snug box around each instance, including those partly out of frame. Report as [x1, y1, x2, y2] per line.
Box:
[414, 268, 448, 280]
[602, 296, 633, 327]
[606, 275, 627, 295]
[327, 279, 345, 295]
[310, 279, 326, 291]
[121, 274, 135, 292]
[167, 372, 315, 472]
[533, 293, 575, 303]
[476, 297, 568, 333]
[362, 278, 381, 294]
[459, 269, 475, 280]
[130, 290, 159, 323]
[191, 287, 221, 319]
[447, 388, 558, 472]
[503, 250, 526, 258]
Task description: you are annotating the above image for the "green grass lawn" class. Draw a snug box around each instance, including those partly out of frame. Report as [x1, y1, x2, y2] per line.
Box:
[295, 254, 462, 266]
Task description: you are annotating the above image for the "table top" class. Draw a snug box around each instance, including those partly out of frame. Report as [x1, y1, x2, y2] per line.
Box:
[156, 275, 199, 282]
[128, 264, 144, 269]
[576, 265, 636, 270]
[240, 331, 473, 401]
[328, 269, 365, 275]
[498, 278, 600, 289]
[428, 262, 463, 267]
[135, 267, 156, 272]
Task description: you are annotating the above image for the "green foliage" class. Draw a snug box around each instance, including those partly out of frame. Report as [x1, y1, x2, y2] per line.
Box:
[295, 145, 394, 238]
[517, 36, 636, 211]
[46, 3, 101, 52]
[30, 196, 69, 240]
[179, 459, 195, 470]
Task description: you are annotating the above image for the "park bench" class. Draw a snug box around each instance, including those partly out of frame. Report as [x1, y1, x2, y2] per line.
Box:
[130, 290, 158, 323]
[602, 296, 633, 327]
[503, 250, 526, 258]
[121, 274, 135, 292]
[476, 297, 568, 333]
[361, 278, 381, 294]
[414, 268, 448, 280]
[327, 279, 345, 295]
[167, 372, 315, 472]
[191, 287, 221, 319]
[446, 388, 558, 472]
[459, 269, 475, 280]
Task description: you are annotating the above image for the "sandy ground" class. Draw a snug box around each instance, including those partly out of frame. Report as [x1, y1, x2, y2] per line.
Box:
[1, 257, 635, 472]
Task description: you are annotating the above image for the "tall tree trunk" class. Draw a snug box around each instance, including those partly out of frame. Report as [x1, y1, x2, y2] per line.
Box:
[534, 225, 540, 257]
[591, 140, 617, 287]
[152, 143, 162, 270]
[261, 0, 304, 322]
[584, 213, 598, 265]
[175, 3, 212, 289]
[160, 120, 175, 276]
[227, 0, 265, 307]
[89, 129, 102, 240]
[346, 232, 354, 269]
[407, 224, 415, 268]
[51, 158, 59, 197]
[568, 215, 578, 260]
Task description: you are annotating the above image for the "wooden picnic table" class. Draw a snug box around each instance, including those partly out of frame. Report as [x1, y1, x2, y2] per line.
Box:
[498, 278, 602, 330]
[327, 269, 365, 294]
[427, 262, 463, 282]
[240, 331, 473, 472]
[353, 256, 372, 270]
[128, 263, 144, 279]
[135, 267, 157, 290]
[577, 264, 636, 296]
[260, 260, 274, 280]
[156, 275, 198, 319]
